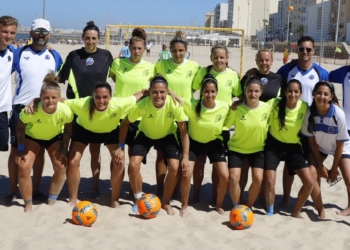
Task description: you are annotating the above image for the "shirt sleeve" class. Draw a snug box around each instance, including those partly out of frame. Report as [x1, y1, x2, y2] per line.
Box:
[128, 100, 143, 123]
[224, 109, 236, 128]
[192, 68, 204, 91]
[58, 52, 72, 83]
[232, 73, 242, 97]
[19, 110, 32, 124]
[301, 109, 313, 137]
[329, 66, 350, 84]
[334, 107, 350, 142]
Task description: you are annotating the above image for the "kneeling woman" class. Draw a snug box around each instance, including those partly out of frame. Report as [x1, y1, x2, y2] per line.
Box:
[16, 72, 74, 212]
[65, 82, 146, 207]
[265, 79, 314, 218]
[182, 74, 229, 216]
[224, 77, 270, 208]
[115, 75, 189, 216]
[301, 81, 350, 218]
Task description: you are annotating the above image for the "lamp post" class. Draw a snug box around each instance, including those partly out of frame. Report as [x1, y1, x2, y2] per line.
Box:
[246, 0, 250, 41]
[43, 0, 46, 19]
[286, 0, 292, 43]
[335, 0, 341, 42]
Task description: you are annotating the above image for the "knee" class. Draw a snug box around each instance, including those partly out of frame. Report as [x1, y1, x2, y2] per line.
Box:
[252, 175, 263, 186]
[54, 164, 66, 175]
[69, 158, 80, 170]
[18, 164, 31, 176]
[229, 175, 240, 186]
[167, 164, 179, 174]
[265, 177, 276, 190]
[129, 162, 140, 175]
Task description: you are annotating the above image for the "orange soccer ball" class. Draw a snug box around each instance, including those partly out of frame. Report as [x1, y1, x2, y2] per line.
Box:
[289, 6, 294, 11]
[72, 201, 98, 227]
[229, 205, 254, 230]
[137, 194, 161, 219]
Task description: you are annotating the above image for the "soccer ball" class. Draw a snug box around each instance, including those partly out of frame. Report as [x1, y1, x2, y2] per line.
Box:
[137, 194, 161, 219]
[229, 205, 254, 230]
[72, 201, 98, 227]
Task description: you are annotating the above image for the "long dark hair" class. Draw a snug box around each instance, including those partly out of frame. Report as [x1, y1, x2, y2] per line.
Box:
[195, 74, 218, 118]
[82, 21, 100, 38]
[129, 28, 147, 47]
[170, 31, 187, 51]
[307, 81, 339, 133]
[89, 82, 112, 121]
[149, 74, 168, 89]
[275, 79, 302, 130]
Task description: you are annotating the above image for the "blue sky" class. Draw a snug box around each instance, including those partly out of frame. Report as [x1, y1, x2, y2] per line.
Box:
[2, 0, 219, 29]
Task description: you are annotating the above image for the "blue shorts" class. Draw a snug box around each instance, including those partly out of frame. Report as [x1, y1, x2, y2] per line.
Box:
[0, 111, 9, 151]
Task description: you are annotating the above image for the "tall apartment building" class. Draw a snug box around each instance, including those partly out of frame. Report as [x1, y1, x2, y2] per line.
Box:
[329, 0, 350, 42]
[214, 3, 229, 28]
[205, 11, 215, 34]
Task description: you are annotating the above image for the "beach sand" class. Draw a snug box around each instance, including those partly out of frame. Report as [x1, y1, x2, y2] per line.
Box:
[0, 44, 349, 250]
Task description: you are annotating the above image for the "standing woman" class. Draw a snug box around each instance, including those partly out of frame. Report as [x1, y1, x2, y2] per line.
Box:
[58, 21, 114, 197]
[265, 79, 314, 218]
[224, 77, 270, 208]
[110, 28, 154, 161]
[16, 72, 73, 212]
[182, 74, 229, 216]
[154, 31, 200, 196]
[65, 83, 146, 207]
[192, 43, 242, 201]
[301, 81, 350, 218]
[114, 75, 190, 215]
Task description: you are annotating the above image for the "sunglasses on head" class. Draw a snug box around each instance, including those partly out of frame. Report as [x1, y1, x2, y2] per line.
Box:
[33, 29, 49, 35]
[298, 47, 312, 53]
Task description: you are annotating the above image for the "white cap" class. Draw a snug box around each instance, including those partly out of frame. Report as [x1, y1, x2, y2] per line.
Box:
[31, 19, 51, 31]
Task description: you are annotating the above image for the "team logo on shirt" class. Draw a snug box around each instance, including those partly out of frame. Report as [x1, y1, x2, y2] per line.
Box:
[309, 75, 315, 80]
[328, 126, 336, 134]
[225, 80, 232, 87]
[261, 78, 268, 85]
[35, 119, 42, 123]
[214, 115, 222, 122]
[166, 112, 174, 118]
[143, 69, 150, 76]
[261, 113, 268, 121]
[8, 56, 11, 62]
[297, 113, 304, 120]
[147, 114, 154, 118]
[86, 57, 94, 66]
[24, 57, 30, 60]
[186, 70, 193, 78]
[45, 55, 50, 60]
[166, 69, 172, 74]
[110, 113, 117, 119]
[240, 115, 247, 121]
[123, 67, 128, 73]
[56, 118, 63, 124]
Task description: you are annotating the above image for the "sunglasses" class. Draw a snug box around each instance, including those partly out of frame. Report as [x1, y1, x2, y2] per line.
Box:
[33, 29, 49, 35]
[298, 47, 312, 53]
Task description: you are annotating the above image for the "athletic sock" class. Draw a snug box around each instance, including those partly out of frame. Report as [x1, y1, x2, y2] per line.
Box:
[266, 205, 274, 216]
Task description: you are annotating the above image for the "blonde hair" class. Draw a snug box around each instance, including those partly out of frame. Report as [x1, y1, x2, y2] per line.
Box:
[40, 71, 61, 96]
[256, 49, 274, 61]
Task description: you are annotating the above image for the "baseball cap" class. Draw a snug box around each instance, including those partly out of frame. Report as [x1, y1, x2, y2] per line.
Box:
[31, 19, 51, 31]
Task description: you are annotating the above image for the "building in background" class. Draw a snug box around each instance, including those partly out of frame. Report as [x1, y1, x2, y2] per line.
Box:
[214, 3, 228, 28]
[205, 11, 215, 34]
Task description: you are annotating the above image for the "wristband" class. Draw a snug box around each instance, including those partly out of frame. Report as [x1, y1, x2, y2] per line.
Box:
[119, 142, 125, 150]
[18, 144, 25, 152]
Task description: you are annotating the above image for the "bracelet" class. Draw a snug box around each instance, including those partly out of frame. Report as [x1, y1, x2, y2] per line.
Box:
[18, 144, 25, 152]
[119, 142, 125, 150]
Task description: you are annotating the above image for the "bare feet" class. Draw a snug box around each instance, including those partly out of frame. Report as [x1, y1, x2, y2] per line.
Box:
[48, 200, 56, 206]
[216, 207, 225, 215]
[68, 199, 78, 206]
[111, 201, 120, 208]
[335, 207, 350, 216]
[318, 208, 326, 219]
[24, 201, 32, 213]
[163, 204, 175, 215]
[291, 211, 304, 219]
[180, 205, 188, 217]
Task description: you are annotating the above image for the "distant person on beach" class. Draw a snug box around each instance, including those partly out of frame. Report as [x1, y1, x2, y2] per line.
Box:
[0, 15, 17, 157]
[283, 46, 290, 65]
[192, 43, 242, 203]
[16, 73, 73, 212]
[8, 18, 62, 203]
[182, 74, 229, 216]
[301, 81, 350, 218]
[146, 41, 152, 56]
[58, 21, 114, 200]
[64, 82, 147, 207]
[158, 44, 171, 60]
[26, 36, 32, 45]
[119, 41, 130, 58]
[114, 75, 189, 215]
[154, 31, 200, 197]
[277, 36, 328, 207]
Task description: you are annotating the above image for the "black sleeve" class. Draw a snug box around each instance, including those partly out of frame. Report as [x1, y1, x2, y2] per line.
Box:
[58, 52, 73, 83]
[240, 75, 248, 91]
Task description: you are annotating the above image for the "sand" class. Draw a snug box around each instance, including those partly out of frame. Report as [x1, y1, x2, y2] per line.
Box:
[0, 44, 349, 250]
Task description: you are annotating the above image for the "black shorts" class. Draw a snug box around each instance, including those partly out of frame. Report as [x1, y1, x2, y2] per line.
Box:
[264, 133, 308, 173]
[26, 134, 63, 149]
[221, 130, 230, 153]
[0, 111, 9, 151]
[121, 119, 140, 147]
[131, 132, 180, 160]
[147, 49, 150, 53]
[9, 104, 25, 148]
[71, 123, 118, 145]
[228, 150, 264, 169]
[155, 121, 187, 151]
[189, 138, 226, 163]
[300, 134, 310, 158]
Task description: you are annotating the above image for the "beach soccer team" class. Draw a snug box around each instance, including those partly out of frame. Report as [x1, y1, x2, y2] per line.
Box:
[1, 15, 350, 219]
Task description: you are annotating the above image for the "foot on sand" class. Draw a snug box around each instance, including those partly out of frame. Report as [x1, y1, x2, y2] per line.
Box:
[291, 211, 304, 219]
[68, 199, 78, 206]
[111, 201, 120, 208]
[163, 204, 175, 215]
[180, 205, 188, 217]
[216, 207, 225, 215]
[335, 207, 350, 216]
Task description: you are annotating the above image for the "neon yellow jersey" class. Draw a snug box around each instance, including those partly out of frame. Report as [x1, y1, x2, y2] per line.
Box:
[184, 98, 229, 143]
[192, 67, 242, 106]
[267, 98, 308, 144]
[128, 96, 188, 139]
[225, 101, 271, 153]
[65, 96, 136, 133]
[20, 102, 74, 140]
[155, 59, 200, 99]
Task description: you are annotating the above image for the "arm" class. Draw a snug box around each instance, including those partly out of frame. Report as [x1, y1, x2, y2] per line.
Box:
[24, 98, 41, 114]
[133, 89, 149, 102]
[168, 90, 183, 106]
[308, 137, 328, 179]
[178, 121, 190, 177]
[329, 141, 344, 182]
[113, 117, 132, 167]
[58, 122, 72, 162]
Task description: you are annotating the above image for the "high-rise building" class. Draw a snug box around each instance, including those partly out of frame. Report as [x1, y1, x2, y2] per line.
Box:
[205, 12, 215, 34]
[214, 3, 228, 28]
